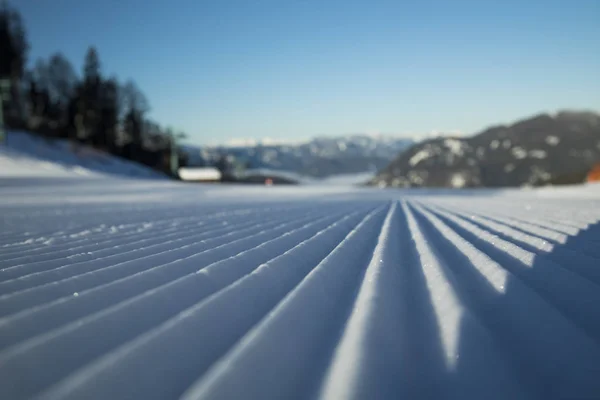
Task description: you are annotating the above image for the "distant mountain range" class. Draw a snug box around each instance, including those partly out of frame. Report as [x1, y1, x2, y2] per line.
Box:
[371, 111, 600, 188]
[182, 135, 414, 178]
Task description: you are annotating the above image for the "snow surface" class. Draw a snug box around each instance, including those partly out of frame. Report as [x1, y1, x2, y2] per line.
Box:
[409, 149, 432, 166]
[1, 131, 166, 179]
[2, 156, 600, 399]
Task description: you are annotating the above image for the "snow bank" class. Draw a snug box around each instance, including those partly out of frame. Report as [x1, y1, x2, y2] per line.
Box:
[0, 131, 165, 180]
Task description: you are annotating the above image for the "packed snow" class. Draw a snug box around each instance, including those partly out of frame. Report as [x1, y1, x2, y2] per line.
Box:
[1, 147, 600, 399]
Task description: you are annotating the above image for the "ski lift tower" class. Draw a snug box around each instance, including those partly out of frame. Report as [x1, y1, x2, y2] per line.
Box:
[0, 79, 10, 145]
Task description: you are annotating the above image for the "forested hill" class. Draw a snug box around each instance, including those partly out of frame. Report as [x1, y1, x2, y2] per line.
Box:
[371, 111, 600, 188]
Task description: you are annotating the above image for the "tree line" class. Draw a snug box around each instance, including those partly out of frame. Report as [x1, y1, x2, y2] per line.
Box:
[0, 2, 187, 176]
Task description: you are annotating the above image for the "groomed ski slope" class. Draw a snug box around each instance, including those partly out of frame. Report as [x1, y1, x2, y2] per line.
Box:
[1, 178, 600, 399]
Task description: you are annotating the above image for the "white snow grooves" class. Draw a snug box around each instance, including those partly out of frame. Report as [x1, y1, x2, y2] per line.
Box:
[1, 180, 600, 399]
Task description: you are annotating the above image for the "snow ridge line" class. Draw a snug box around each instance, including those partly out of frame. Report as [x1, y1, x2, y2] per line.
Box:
[1, 184, 600, 399]
[0, 206, 211, 249]
[0, 205, 340, 291]
[428, 201, 577, 241]
[0, 205, 374, 351]
[0, 212, 301, 295]
[418, 203, 600, 343]
[425, 203, 600, 285]
[0, 203, 329, 266]
[427, 199, 600, 248]
[409, 202, 600, 399]
[0, 205, 360, 316]
[0, 204, 211, 248]
[0, 206, 263, 260]
[0, 206, 382, 399]
[427, 198, 599, 232]
[317, 201, 408, 400]
[35, 206, 388, 400]
[179, 203, 392, 400]
[0, 203, 317, 252]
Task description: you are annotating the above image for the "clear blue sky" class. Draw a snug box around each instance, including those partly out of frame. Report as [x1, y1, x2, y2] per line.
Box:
[14, 0, 600, 145]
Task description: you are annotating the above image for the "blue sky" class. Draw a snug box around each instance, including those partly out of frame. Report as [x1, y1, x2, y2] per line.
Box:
[14, 0, 600, 144]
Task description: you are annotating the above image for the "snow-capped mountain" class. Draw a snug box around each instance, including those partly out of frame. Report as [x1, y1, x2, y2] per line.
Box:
[182, 135, 414, 178]
[372, 111, 600, 188]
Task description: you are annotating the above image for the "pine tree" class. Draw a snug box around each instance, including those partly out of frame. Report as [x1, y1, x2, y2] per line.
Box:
[80, 46, 102, 144]
[122, 80, 149, 150]
[0, 3, 27, 80]
[0, 2, 29, 123]
[98, 78, 119, 150]
[46, 53, 77, 131]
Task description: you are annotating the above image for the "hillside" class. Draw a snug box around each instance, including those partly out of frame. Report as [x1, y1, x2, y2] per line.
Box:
[183, 135, 414, 178]
[371, 111, 600, 188]
[0, 131, 167, 180]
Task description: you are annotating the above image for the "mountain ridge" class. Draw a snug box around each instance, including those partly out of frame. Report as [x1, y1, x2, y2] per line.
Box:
[371, 110, 600, 188]
[182, 134, 414, 178]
